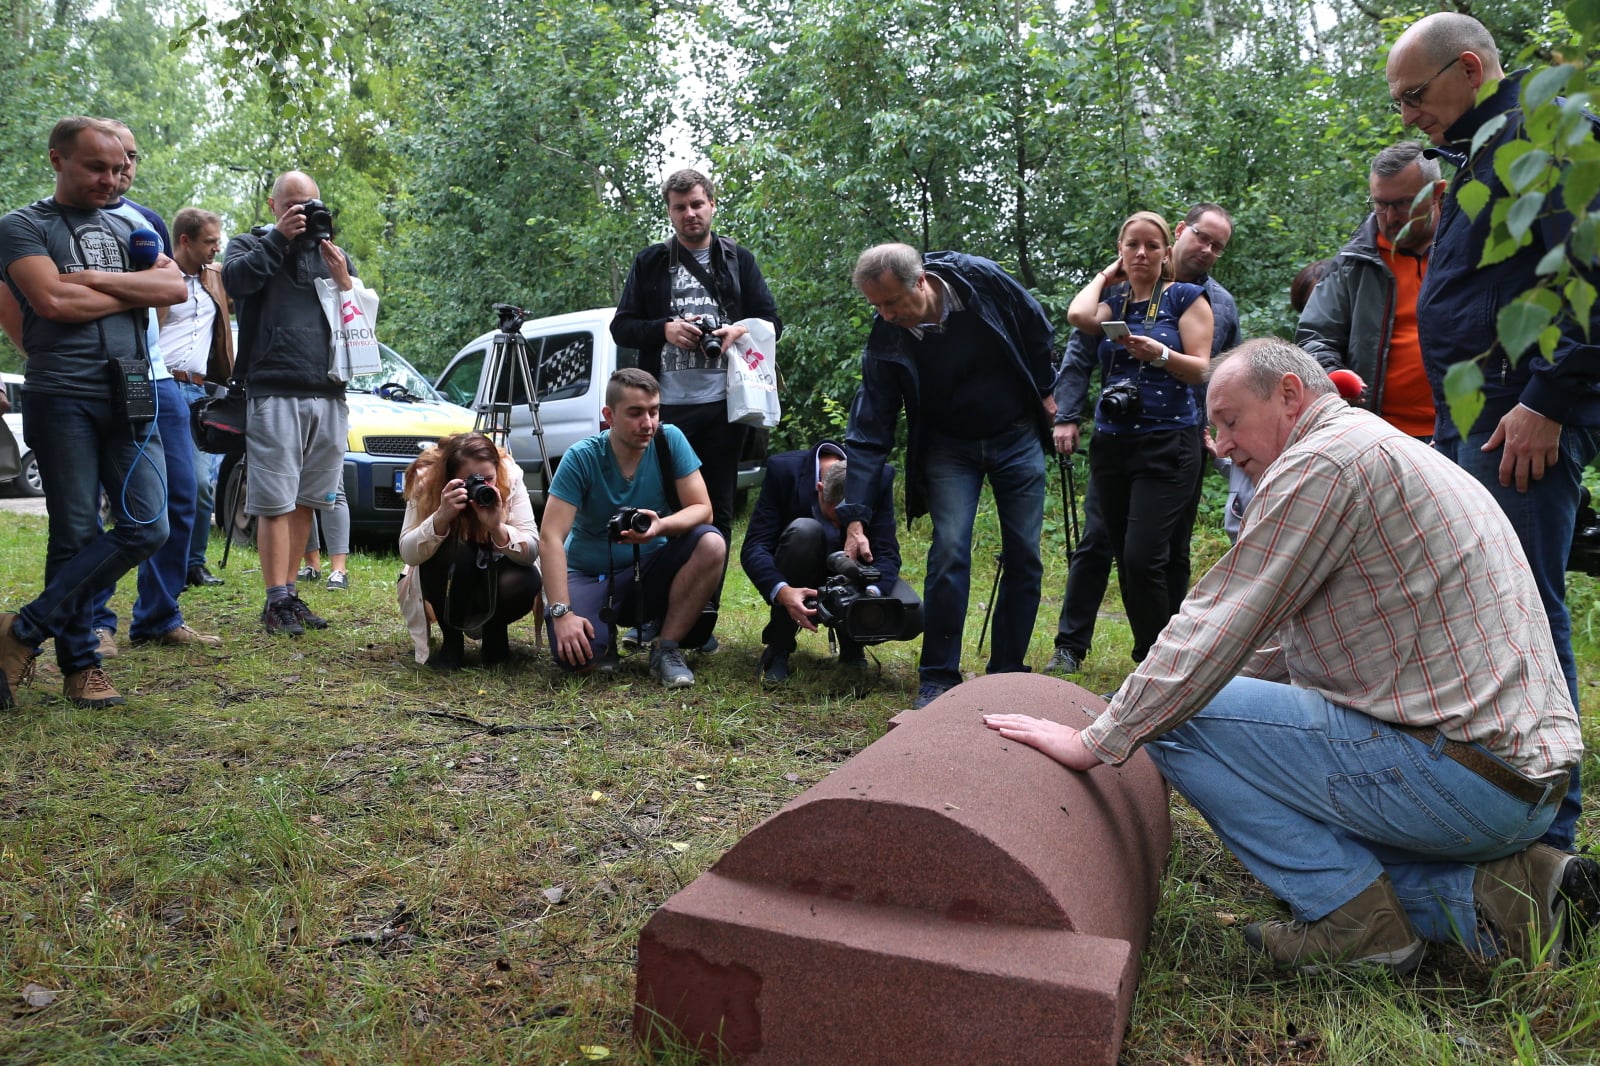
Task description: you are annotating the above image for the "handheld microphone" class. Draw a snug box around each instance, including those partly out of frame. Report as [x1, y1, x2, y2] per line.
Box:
[1328, 368, 1366, 400]
[127, 227, 161, 270]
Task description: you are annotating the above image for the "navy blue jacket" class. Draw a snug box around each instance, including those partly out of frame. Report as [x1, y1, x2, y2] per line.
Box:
[1420, 70, 1600, 439]
[842, 252, 1055, 525]
[609, 233, 782, 381]
[740, 442, 902, 600]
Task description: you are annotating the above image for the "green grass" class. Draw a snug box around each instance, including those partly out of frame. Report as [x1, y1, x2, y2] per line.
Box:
[0, 491, 1597, 1065]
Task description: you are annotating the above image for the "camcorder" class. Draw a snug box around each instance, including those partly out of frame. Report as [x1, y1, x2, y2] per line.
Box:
[1098, 378, 1143, 423]
[297, 198, 335, 246]
[693, 314, 724, 360]
[1569, 487, 1600, 576]
[608, 507, 652, 542]
[805, 551, 906, 645]
[462, 473, 499, 508]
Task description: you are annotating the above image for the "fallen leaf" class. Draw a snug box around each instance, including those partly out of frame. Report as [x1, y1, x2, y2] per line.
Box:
[784, 773, 800, 782]
[1214, 911, 1242, 926]
[19, 983, 55, 1008]
[542, 886, 567, 904]
[589, 791, 605, 803]
[579, 1046, 611, 1061]
[693, 781, 706, 792]
[668, 842, 690, 852]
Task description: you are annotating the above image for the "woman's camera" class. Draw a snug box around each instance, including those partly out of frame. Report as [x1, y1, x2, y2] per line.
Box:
[607, 507, 652, 541]
[1098, 379, 1144, 422]
[462, 473, 499, 507]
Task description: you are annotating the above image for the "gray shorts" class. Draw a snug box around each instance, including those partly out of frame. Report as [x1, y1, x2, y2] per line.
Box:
[245, 394, 348, 516]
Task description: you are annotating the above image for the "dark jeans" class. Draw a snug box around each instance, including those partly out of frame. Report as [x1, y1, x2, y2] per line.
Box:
[761, 517, 923, 653]
[551, 524, 721, 662]
[14, 390, 168, 672]
[1436, 426, 1599, 852]
[418, 537, 542, 660]
[1056, 425, 1201, 662]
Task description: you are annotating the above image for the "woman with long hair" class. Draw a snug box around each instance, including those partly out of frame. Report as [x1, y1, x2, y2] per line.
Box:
[399, 432, 541, 669]
[1053, 210, 1215, 667]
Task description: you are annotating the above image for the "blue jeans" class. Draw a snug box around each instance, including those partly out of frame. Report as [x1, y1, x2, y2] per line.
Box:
[1437, 426, 1598, 851]
[90, 378, 197, 639]
[920, 422, 1045, 690]
[1147, 678, 1562, 954]
[14, 390, 168, 672]
[177, 379, 220, 568]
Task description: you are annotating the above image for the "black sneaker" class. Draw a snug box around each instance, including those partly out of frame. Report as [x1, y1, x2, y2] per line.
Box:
[287, 596, 328, 630]
[262, 599, 305, 637]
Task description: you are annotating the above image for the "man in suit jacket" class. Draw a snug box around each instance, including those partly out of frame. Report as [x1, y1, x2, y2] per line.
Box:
[741, 440, 922, 683]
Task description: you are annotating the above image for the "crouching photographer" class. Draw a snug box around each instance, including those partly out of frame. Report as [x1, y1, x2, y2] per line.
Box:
[539, 369, 726, 688]
[399, 432, 541, 670]
[740, 442, 922, 685]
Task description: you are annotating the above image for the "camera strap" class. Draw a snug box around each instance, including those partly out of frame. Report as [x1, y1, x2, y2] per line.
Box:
[655, 432, 680, 513]
[667, 235, 740, 321]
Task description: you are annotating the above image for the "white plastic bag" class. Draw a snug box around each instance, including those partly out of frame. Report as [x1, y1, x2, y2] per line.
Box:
[315, 277, 382, 382]
[726, 317, 780, 429]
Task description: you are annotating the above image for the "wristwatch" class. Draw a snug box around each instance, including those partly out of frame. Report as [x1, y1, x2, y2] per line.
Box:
[548, 602, 571, 618]
[1150, 345, 1170, 370]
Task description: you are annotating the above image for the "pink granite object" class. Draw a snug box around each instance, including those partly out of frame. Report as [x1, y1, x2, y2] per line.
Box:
[635, 672, 1172, 1065]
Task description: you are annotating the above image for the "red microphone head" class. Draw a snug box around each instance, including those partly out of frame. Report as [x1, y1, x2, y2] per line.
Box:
[1328, 368, 1366, 400]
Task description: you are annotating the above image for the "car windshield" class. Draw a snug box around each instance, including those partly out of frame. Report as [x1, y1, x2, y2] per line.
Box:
[347, 344, 447, 402]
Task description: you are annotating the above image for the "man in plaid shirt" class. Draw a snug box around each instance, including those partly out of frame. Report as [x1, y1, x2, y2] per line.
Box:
[988, 339, 1597, 974]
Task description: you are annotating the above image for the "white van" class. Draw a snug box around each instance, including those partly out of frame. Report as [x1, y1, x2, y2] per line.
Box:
[433, 307, 765, 505]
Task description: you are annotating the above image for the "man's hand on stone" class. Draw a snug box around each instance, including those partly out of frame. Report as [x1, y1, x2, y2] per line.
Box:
[776, 584, 819, 631]
[1483, 403, 1562, 493]
[982, 714, 1102, 771]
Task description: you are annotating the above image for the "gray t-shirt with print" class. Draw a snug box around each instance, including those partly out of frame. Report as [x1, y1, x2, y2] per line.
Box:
[659, 247, 727, 406]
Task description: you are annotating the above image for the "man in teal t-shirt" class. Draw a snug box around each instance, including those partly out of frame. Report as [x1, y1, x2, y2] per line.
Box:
[539, 368, 726, 688]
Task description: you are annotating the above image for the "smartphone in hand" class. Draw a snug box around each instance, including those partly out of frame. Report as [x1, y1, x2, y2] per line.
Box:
[1102, 321, 1131, 340]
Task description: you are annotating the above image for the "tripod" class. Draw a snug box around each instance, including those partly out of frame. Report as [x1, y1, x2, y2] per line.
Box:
[476, 303, 554, 493]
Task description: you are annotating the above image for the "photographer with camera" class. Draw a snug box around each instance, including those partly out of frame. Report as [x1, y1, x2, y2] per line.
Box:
[611, 169, 781, 651]
[538, 369, 726, 688]
[1048, 211, 1214, 672]
[399, 432, 540, 670]
[223, 171, 354, 637]
[741, 442, 921, 684]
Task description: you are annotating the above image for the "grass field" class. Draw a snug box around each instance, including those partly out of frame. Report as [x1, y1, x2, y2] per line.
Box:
[1, 487, 1597, 1065]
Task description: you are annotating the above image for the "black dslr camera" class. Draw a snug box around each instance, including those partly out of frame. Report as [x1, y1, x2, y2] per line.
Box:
[804, 551, 906, 645]
[462, 473, 498, 508]
[608, 507, 652, 542]
[297, 198, 335, 245]
[1098, 378, 1143, 423]
[1569, 487, 1600, 576]
[694, 314, 724, 360]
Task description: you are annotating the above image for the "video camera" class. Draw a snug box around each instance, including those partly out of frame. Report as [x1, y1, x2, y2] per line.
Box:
[805, 551, 906, 645]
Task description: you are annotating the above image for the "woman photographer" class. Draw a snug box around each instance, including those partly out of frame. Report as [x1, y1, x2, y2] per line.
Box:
[1056, 210, 1215, 665]
[399, 432, 541, 669]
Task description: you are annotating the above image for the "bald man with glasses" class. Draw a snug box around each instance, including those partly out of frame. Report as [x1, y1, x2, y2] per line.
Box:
[1295, 141, 1443, 439]
[1387, 12, 1600, 853]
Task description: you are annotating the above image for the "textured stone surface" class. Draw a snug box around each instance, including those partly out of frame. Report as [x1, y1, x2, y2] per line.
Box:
[635, 673, 1172, 1065]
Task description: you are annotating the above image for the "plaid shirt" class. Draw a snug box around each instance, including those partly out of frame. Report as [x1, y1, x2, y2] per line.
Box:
[1082, 394, 1581, 778]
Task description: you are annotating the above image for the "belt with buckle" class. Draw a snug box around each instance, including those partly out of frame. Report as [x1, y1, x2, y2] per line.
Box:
[1394, 724, 1555, 806]
[171, 369, 206, 386]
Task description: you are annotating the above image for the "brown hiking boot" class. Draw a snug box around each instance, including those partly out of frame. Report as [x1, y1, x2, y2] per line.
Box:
[1243, 873, 1424, 974]
[63, 665, 125, 709]
[0, 612, 40, 709]
[1475, 844, 1600, 966]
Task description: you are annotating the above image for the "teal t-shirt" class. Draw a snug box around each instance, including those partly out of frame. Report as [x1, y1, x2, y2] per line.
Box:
[549, 424, 701, 575]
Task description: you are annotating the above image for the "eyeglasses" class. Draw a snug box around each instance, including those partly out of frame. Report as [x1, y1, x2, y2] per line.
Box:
[1389, 56, 1460, 113]
[1365, 196, 1421, 214]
